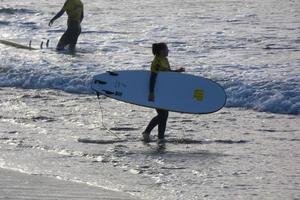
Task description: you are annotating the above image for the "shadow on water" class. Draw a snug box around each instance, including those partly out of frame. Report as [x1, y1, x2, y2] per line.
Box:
[139, 139, 249, 156]
[78, 138, 127, 144]
[78, 138, 239, 162]
[143, 146, 228, 159]
[167, 138, 249, 144]
[78, 138, 250, 145]
[109, 127, 139, 131]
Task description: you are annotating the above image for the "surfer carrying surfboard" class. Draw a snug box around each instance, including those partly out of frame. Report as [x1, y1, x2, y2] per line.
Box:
[49, 0, 84, 52]
[142, 43, 185, 145]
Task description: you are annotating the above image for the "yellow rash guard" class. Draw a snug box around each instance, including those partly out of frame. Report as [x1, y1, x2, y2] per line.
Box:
[151, 56, 171, 73]
[63, 0, 83, 22]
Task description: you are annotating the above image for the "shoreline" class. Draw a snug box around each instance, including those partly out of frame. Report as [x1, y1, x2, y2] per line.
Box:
[0, 167, 137, 200]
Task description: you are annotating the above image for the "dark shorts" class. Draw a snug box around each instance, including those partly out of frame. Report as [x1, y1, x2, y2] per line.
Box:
[57, 19, 81, 51]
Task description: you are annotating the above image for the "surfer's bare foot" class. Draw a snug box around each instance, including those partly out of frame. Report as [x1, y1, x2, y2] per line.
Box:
[142, 131, 151, 143]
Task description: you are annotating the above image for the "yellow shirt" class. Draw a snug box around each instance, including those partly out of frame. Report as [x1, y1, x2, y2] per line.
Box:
[151, 56, 171, 73]
[63, 0, 83, 22]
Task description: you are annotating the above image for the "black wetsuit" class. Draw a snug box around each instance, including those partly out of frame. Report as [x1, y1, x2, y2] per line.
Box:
[57, 19, 81, 51]
[145, 71, 169, 139]
[56, 0, 84, 51]
[145, 108, 169, 139]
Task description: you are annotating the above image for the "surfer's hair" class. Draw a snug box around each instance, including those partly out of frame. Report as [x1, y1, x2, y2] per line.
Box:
[152, 43, 167, 56]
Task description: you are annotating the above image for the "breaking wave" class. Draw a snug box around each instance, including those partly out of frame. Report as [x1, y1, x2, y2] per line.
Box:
[0, 67, 299, 115]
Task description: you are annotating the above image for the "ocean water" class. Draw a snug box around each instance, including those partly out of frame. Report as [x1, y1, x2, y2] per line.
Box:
[0, 0, 300, 199]
[0, 0, 299, 115]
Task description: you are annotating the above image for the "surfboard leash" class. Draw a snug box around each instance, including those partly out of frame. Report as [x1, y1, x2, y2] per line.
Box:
[96, 92, 122, 140]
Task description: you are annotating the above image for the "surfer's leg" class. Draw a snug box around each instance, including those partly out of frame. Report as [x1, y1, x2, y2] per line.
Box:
[68, 21, 81, 52]
[56, 20, 81, 51]
[56, 32, 69, 50]
[142, 111, 160, 142]
[157, 109, 169, 139]
[143, 109, 168, 142]
[145, 115, 159, 133]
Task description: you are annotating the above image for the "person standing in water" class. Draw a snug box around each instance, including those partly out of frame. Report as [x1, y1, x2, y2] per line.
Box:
[142, 43, 185, 145]
[49, 0, 84, 52]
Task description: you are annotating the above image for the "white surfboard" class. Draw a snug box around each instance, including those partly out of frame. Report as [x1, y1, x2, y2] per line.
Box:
[91, 70, 226, 114]
[0, 39, 50, 50]
[0, 38, 89, 55]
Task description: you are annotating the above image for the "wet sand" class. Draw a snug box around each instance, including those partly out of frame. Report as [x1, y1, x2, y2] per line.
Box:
[0, 168, 137, 200]
[0, 88, 299, 200]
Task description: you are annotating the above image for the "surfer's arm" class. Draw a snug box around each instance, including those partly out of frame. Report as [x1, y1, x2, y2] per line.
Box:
[148, 72, 157, 101]
[49, 8, 65, 26]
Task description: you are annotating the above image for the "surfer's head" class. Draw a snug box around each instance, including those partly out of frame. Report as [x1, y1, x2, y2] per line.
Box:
[152, 43, 169, 57]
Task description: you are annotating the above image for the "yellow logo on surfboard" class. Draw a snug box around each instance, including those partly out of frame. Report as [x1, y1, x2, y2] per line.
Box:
[193, 89, 204, 101]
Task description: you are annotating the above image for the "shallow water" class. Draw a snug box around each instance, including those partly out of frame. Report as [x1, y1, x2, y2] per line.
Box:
[0, 88, 299, 199]
[0, 0, 300, 199]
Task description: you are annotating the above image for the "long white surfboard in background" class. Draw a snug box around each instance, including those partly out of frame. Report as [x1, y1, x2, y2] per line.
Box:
[0, 39, 50, 50]
[0, 38, 91, 55]
[91, 70, 226, 114]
